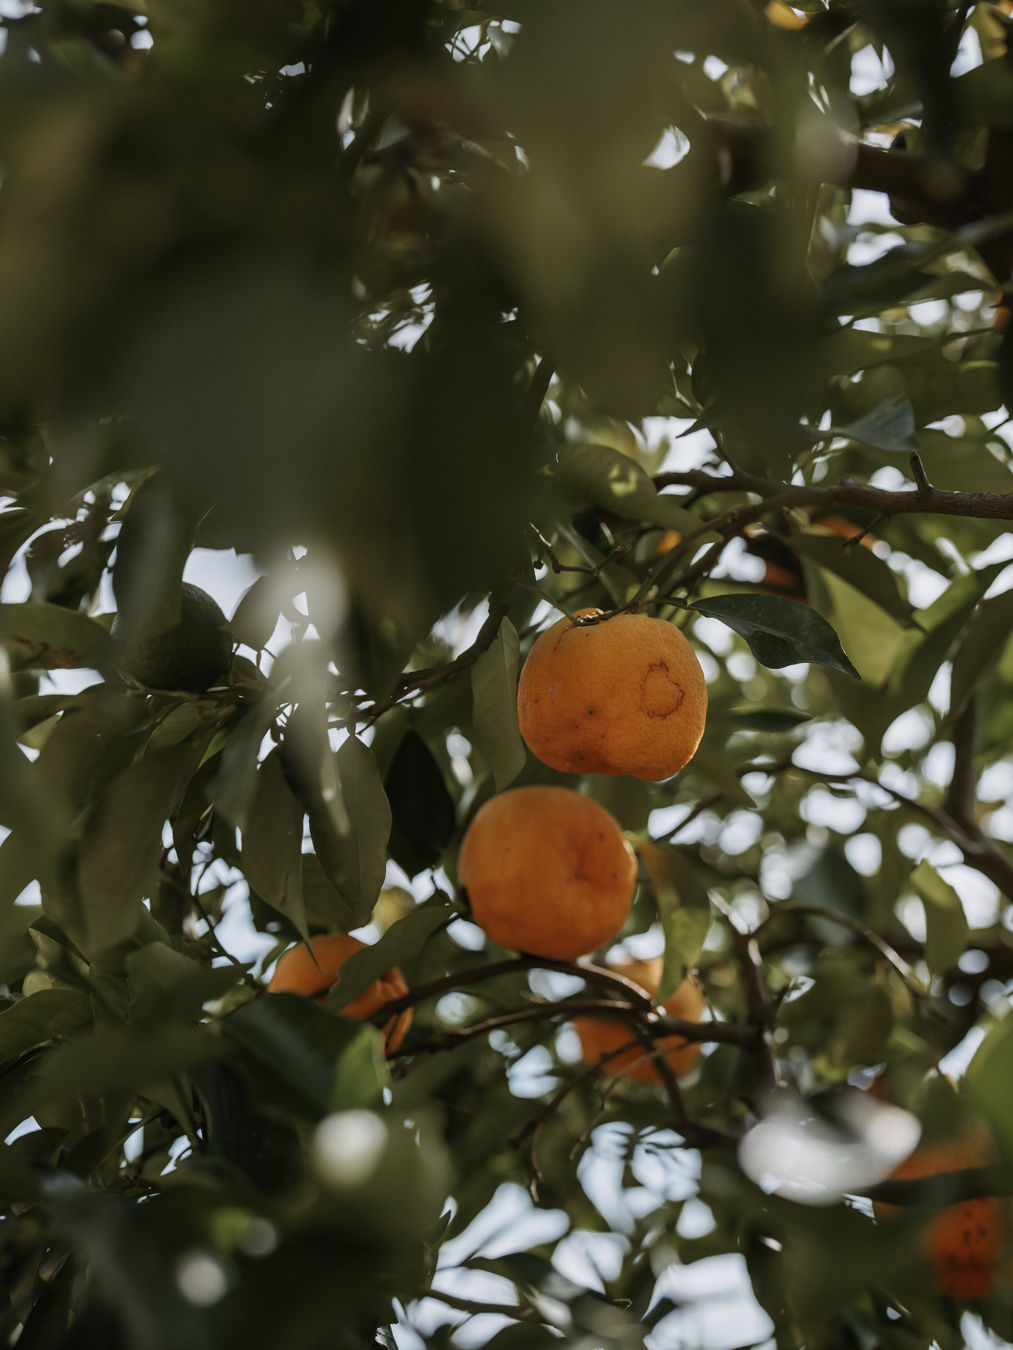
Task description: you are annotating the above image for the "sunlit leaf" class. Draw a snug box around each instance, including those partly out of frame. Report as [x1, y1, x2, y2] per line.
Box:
[911, 860, 968, 974]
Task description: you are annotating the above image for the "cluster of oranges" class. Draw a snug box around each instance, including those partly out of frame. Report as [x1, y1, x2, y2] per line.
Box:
[461, 605, 710, 1085]
[268, 604, 710, 1089]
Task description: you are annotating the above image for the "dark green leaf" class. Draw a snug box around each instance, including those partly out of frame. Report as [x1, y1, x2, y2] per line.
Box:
[224, 994, 387, 1120]
[470, 617, 526, 791]
[385, 730, 456, 877]
[306, 736, 391, 930]
[241, 748, 307, 939]
[77, 741, 202, 952]
[125, 942, 247, 1023]
[26, 1024, 215, 1112]
[0, 989, 92, 1069]
[692, 594, 860, 678]
[230, 574, 278, 651]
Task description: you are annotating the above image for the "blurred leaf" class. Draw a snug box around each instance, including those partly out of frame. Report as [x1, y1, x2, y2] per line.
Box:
[724, 708, 812, 731]
[0, 989, 91, 1069]
[241, 748, 307, 939]
[791, 530, 915, 626]
[910, 860, 968, 974]
[793, 848, 867, 920]
[638, 840, 712, 1003]
[470, 617, 526, 791]
[556, 444, 700, 533]
[224, 994, 387, 1120]
[385, 730, 456, 877]
[26, 1024, 214, 1113]
[692, 594, 860, 678]
[949, 586, 1013, 718]
[0, 602, 113, 672]
[966, 1018, 1013, 1163]
[110, 471, 193, 645]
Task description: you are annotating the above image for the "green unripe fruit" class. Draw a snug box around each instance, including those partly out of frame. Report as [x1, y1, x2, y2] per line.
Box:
[117, 582, 233, 693]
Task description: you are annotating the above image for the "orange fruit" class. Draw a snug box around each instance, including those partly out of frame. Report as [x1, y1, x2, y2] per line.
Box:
[812, 515, 876, 549]
[267, 933, 412, 1053]
[516, 609, 707, 781]
[764, 1, 810, 28]
[656, 529, 682, 555]
[759, 561, 807, 600]
[574, 957, 706, 1084]
[458, 785, 637, 961]
[875, 1126, 1002, 1299]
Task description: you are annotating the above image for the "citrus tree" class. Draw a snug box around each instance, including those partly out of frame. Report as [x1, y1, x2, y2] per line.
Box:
[2, 1, 1013, 1346]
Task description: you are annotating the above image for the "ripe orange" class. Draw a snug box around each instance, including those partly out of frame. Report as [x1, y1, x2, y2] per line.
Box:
[516, 609, 707, 781]
[574, 956, 706, 1084]
[458, 785, 637, 961]
[875, 1126, 1002, 1299]
[267, 933, 412, 1053]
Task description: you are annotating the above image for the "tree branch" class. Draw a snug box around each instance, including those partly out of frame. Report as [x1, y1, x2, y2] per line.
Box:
[652, 470, 1013, 523]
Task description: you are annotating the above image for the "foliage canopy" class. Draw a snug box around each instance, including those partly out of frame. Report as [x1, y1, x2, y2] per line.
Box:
[2, 1, 1013, 1347]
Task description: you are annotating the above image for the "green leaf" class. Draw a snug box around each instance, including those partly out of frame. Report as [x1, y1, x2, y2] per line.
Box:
[207, 694, 280, 830]
[808, 397, 919, 453]
[692, 594, 860, 678]
[77, 741, 202, 953]
[556, 443, 700, 533]
[326, 894, 452, 1013]
[26, 1024, 215, 1112]
[886, 560, 1011, 705]
[308, 737, 391, 930]
[791, 530, 915, 626]
[224, 994, 387, 1120]
[470, 617, 526, 791]
[0, 603, 113, 672]
[125, 942, 248, 1023]
[0, 989, 92, 1070]
[329, 1024, 390, 1113]
[230, 574, 278, 650]
[241, 748, 308, 939]
[966, 1016, 1013, 1163]
[384, 730, 456, 877]
[638, 841, 712, 1004]
[910, 860, 968, 973]
[949, 586, 1013, 718]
